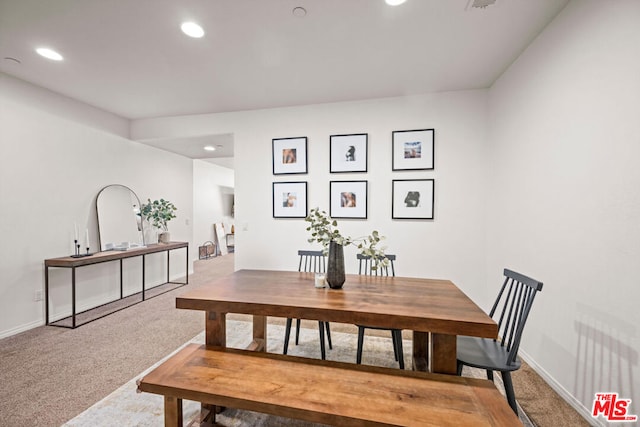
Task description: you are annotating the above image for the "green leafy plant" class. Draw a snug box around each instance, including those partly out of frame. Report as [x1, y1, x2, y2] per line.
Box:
[305, 207, 389, 269]
[141, 198, 177, 232]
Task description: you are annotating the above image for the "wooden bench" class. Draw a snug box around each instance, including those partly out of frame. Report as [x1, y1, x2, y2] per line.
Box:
[137, 344, 521, 427]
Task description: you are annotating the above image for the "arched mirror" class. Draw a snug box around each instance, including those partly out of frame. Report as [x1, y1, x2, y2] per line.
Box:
[96, 184, 145, 251]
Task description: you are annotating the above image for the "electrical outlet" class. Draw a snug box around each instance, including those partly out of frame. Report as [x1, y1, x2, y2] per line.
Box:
[34, 289, 43, 301]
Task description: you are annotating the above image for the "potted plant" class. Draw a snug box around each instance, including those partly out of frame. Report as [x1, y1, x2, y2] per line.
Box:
[305, 208, 389, 288]
[141, 198, 177, 244]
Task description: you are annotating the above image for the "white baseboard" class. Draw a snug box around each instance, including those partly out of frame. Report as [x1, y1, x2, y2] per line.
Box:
[519, 349, 603, 427]
[0, 319, 43, 340]
[1, 269, 194, 338]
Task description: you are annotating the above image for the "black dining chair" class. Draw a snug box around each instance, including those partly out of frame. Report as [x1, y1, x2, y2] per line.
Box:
[283, 250, 332, 359]
[355, 254, 404, 369]
[456, 268, 543, 415]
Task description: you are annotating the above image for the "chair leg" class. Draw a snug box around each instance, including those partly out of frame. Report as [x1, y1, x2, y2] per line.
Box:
[295, 319, 301, 345]
[394, 330, 405, 369]
[356, 326, 365, 364]
[318, 321, 326, 360]
[501, 371, 518, 416]
[325, 322, 332, 349]
[391, 330, 399, 361]
[487, 370, 494, 381]
[283, 318, 292, 355]
[456, 361, 463, 376]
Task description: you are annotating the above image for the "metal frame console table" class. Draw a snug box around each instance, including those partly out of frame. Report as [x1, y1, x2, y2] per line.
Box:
[45, 241, 189, 328]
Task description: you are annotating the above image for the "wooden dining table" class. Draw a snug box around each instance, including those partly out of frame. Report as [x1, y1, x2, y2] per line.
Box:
[176, 269, 497, 375]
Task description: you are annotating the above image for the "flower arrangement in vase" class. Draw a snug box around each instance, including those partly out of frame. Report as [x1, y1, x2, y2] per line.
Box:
[305, 208, 389, 288]
[141, 198, 177, 244]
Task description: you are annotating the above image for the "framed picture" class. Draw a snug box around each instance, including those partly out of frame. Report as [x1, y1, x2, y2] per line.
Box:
[330, 180, 368, 219]
[273, 137, 307, 175]
[392, 129, 434, 171]
[330, 133, 368, 173]
[273, 182, 308, 218]
[392, 179, 434, 219]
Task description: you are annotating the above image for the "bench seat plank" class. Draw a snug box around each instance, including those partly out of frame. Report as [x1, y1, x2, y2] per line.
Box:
[138, 344, 521, 427]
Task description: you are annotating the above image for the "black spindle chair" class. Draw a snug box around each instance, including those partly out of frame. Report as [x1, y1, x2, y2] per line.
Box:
[355, 254, 404, 369]
[283, 250, 332, 359]
[456, 268, 543, 415]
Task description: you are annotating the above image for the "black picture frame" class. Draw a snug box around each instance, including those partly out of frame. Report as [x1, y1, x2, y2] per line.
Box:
[392, 179, 434, 219]
[273, 182, 308, 218]
[329, 180, 368, 219]
[272, 137, 308, 175]
[392, 129, 435, 171]
[330, 133, 368, 173]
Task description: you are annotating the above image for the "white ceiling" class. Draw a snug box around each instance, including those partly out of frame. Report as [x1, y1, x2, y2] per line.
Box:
[0, 0, 568, 161]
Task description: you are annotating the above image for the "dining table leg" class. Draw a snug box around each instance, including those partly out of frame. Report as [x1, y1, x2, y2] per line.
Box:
[249, 315, 267, 352]
[412, 331, 429, 372]
[205, 311, 226, 346]
[430, 333, 457, 375]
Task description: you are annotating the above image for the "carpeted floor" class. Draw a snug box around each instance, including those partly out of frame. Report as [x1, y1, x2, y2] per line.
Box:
[0, 254, 590, 426]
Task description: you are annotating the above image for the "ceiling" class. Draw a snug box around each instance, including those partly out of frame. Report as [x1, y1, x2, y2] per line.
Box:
[0, 0, 568, 162]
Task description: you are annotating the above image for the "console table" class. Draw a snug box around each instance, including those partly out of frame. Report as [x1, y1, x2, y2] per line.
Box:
[45, 241, 189, 328]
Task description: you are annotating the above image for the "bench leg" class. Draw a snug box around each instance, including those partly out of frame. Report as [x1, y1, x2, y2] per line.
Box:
[164, 396, 183, 427]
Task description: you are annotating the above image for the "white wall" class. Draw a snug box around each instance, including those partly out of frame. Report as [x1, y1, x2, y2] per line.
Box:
[193, 160, 235, 251]
[487, 0, 640, 421]
[133, 90, 490, 303]
[0, 74, 194, 337]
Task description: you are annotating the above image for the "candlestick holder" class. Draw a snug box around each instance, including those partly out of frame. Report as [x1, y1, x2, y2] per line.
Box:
[70, 240, 94, 258]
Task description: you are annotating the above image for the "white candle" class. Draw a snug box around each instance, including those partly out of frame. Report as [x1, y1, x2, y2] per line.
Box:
[314, 273, 326, 288]
[74, 223, 78, 241]
[85, 229, 90, 249]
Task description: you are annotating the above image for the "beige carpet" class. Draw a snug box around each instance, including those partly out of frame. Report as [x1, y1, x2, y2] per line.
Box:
[0, 254, 589, 426]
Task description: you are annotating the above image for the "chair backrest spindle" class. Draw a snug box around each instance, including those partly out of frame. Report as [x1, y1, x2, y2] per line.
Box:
[489, 269, 543, 366]
[297, 250, 326, 273]
[357, 254, 396, 277]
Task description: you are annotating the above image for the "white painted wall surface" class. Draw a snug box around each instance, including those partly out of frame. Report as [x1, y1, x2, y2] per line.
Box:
[0, 74, 194, 337]
[487, 0, 640, 421]
[133, 90, 490, 305]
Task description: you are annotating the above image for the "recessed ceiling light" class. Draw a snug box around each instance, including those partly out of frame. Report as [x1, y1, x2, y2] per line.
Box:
[292, 7, 307, 17]
[468, 0, 496, 8]
[4, 57, 21, 65]
[385, 0, 407, 5]
[181, 22, 205, 38]
[36, 47, 63, 61]
[204, 146, 216, 152]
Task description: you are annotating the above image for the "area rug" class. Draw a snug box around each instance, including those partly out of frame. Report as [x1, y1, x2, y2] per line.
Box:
[64, 320, 533, 426]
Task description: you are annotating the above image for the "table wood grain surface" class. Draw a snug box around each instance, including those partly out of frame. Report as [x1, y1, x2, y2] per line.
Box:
[176, 269, 497, 374]
[44, 241, 189, 267]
